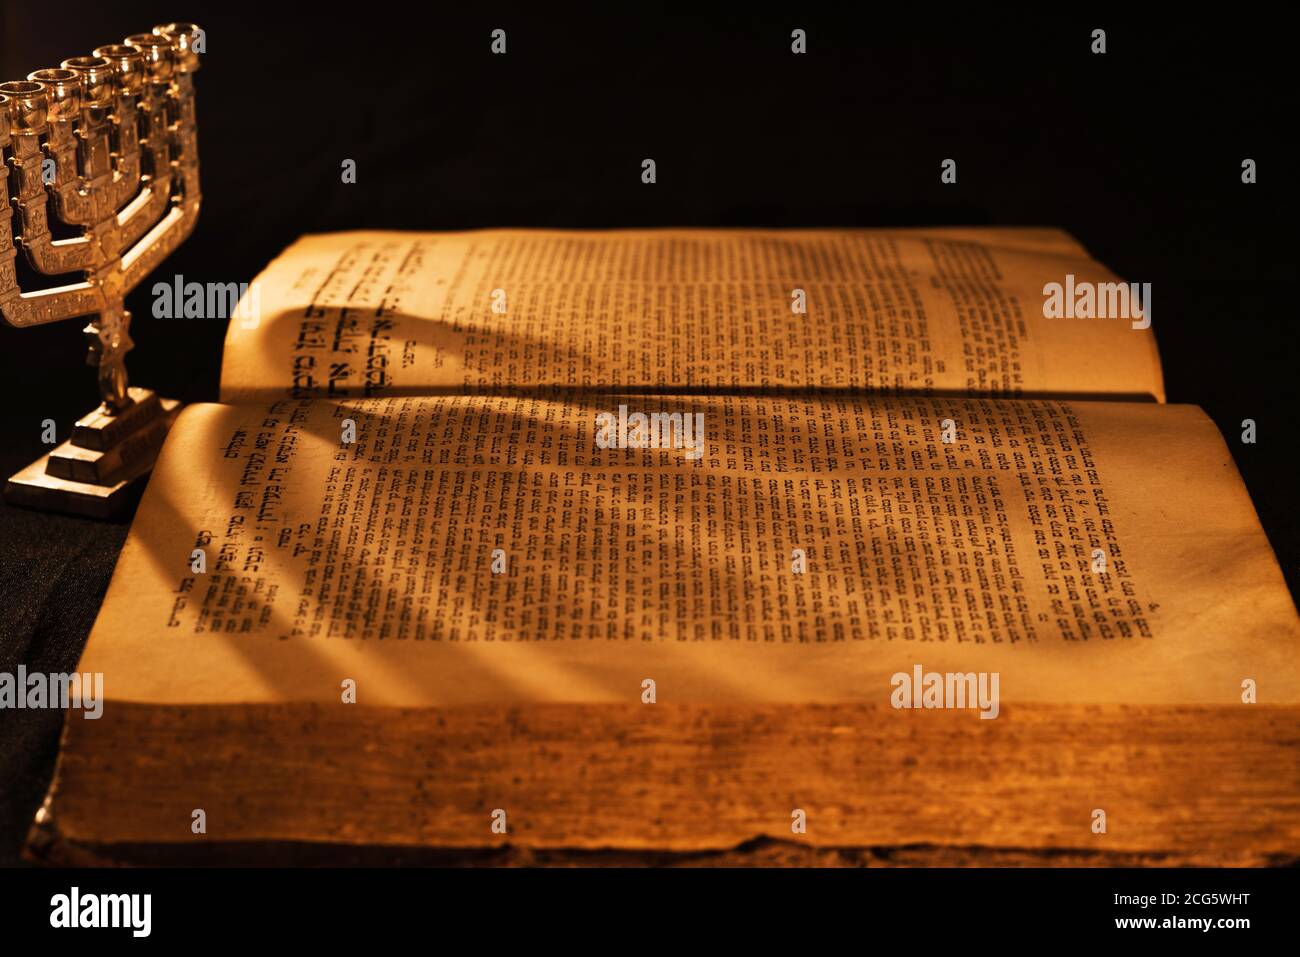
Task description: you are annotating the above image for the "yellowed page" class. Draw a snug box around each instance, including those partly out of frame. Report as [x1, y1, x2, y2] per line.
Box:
[219, 228, 1165, 402]
[80, 395, 1296, 707]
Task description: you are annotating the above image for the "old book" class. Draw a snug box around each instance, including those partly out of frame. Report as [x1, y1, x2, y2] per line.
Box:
[29, 229, 1299, 866]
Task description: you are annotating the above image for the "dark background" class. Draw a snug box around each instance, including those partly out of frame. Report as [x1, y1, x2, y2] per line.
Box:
[0, 4, 1295, 865]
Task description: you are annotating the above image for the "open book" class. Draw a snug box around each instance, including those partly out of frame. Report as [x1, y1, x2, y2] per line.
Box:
[31, 228, 1300, 866]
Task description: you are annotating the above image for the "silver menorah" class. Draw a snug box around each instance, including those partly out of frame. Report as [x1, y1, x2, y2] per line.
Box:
[0, 23, 202, 518]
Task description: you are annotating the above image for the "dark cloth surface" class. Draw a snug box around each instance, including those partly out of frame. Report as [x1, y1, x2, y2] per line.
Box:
[0, 498, 128, 865]
[1, 8, 1296, 865]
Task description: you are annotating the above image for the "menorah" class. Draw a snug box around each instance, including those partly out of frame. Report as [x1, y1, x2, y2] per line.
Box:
[0, 23, 202, 518]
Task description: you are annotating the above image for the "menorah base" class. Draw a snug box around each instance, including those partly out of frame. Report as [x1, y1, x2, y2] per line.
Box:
[4, 388, 181, 520]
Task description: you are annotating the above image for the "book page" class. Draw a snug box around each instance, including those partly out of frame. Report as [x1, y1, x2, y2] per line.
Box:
[79, 395, 1297, 708]
[219, 228, 1165, 402]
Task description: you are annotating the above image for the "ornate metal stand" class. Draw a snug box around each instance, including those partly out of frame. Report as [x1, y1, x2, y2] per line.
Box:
[0, 24, 202, 518]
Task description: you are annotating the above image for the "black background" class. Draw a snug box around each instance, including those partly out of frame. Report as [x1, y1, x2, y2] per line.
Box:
[0, 4, 1295, 865]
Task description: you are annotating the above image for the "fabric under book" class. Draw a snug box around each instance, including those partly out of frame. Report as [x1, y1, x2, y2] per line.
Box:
[29, 228, 1300, 866]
